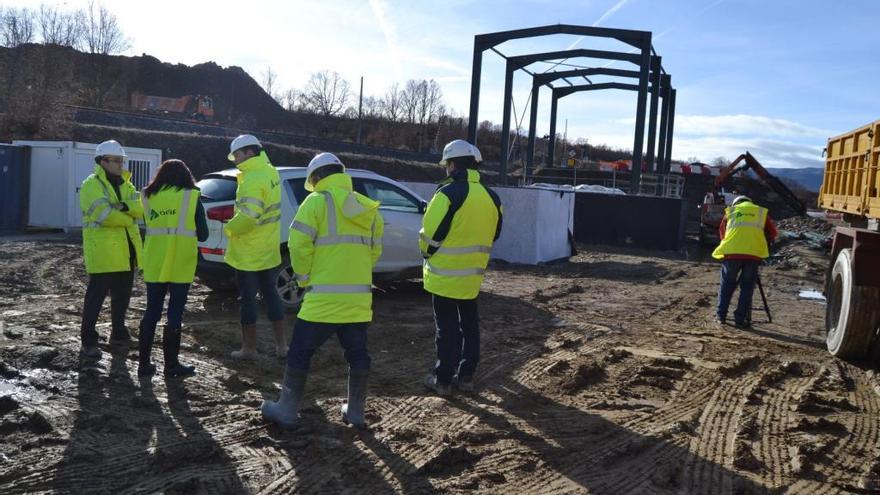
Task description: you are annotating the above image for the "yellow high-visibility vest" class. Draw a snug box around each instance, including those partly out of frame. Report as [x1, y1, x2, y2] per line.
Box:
[224, 151, 282, 271]
[419, 170, 502, 300]
[80, 165, 144, 274]
[142, 187, 200, 283]
[288, 173, 383, 323]
[712, 201, 770, 259]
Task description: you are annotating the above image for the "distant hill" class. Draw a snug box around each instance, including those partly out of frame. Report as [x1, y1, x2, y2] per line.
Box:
[0, 43, 287, 138]
[766, 167, 825, 192]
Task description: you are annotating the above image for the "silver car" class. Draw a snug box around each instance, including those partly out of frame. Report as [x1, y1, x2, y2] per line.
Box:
[195, 166, 428, 308]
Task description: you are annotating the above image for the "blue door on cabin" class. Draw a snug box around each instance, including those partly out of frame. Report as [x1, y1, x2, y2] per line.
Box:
[0, 144, 30, 232]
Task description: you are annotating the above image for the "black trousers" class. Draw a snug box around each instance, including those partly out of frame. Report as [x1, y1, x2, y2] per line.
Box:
[80, 270, 134, 347]
[432, 295, 480, 385]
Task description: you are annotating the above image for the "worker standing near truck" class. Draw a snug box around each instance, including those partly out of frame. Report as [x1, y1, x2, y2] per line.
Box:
[420, 140, 502, 396]
[224, 135, 287, 361]
[261, 152, 383, 429]
[712, 195, 777, 328]
[137, 159, 209, 379]
[79, 140, 144, 359]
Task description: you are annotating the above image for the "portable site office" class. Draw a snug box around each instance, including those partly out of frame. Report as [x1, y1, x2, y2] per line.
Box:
[12, 141, 162, 231]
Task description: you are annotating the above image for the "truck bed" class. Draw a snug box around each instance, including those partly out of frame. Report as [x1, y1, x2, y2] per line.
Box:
[820, 119, 880, 218]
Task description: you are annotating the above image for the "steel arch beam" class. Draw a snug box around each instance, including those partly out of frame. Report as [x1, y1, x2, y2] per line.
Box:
[516, 59, 668, 173]
[498, 51, 661, 184]
[538, 79, 672, 181]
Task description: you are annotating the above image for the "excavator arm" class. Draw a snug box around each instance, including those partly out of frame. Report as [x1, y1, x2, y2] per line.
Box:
[714, 152, 807, 216]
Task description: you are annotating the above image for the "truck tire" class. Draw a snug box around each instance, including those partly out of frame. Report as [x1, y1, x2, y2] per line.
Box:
[825, 248, 880, 359]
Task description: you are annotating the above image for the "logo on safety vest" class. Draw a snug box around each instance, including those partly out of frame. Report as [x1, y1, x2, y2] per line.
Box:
[271, 180, 280, 189]
[149, 208, 177, 221]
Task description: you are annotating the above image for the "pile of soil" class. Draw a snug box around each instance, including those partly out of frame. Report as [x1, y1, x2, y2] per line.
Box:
[777, 216, 835, 236]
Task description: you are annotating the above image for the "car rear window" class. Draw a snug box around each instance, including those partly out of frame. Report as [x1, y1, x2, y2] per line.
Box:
[197, 176, 237, 203]
[288, 178, 308, 204]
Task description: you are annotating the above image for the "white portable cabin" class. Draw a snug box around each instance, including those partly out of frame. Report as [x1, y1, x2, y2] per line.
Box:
[12, 141, 161, 230]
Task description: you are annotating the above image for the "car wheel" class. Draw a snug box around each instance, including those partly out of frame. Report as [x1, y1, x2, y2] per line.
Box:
[274, 256, 303, 310]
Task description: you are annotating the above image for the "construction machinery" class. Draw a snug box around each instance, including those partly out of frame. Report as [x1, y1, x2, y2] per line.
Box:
[130, 92, 214, 121]
[820, 120, 880, 359]
[699, 152, 807, 244]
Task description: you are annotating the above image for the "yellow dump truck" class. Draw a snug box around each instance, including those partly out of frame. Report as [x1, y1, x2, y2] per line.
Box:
[820, 120, 880, 359]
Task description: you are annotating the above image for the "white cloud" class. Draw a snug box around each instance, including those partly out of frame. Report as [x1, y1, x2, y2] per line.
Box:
[671, 136, 824, 168]
[613, 114, 833, 139]
[674, 114, 833, 138]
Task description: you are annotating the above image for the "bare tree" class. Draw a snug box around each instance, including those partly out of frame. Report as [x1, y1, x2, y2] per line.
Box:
[420, 79, 444, 125]
[303, 70, 351, 117]
[362, 96, 382, 119]
[401, 79, 421, 124]
[79, 2, 129, 107]
[281, 88, 300, 112]
[38, 5, 83, 47]
[261, 66, 279, 101]
[80, 1, 130, 55]
[381, 82, 403, 122]
[0, 7, 36, 47]
[711, 156, 730, 168]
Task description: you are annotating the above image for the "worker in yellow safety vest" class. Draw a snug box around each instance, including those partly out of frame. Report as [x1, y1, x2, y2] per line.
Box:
[420, 140, 502, 396]
[712, 195, 777, 328]
[137, 159, 209, 379]
[79, 140, 144, 360]
[262, 152, 383, 429]
[224, 135, 287, 360]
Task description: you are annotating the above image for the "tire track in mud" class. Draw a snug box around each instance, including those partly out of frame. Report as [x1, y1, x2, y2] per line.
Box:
[752, 368, 814, 489]
[806, 364, 880, 491]
[680, 370, 758, 492]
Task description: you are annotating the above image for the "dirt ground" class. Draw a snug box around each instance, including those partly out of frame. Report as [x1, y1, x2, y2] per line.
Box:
[1, 236, 878, 494]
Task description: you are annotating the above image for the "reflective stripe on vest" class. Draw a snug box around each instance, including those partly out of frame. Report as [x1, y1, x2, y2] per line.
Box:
[315, 235, 370, 247]
[425, 263, 486, 277]
[435, 245, 492, 255]
[85, 198, 111, 217]
[142, 189, 197, 238]
[84, 178, 120, 228]
[300, 191, 377, 294]
[420, 233, 441, 247]
[307, 284, 372, 294]
[237, 196, 281, 223]
[315, 191, 373, 247]
[291, 220, 318, 240]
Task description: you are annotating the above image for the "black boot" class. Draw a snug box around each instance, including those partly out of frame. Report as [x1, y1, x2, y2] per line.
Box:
[163, 326, 195, 378]
[138, 322, 156, 378]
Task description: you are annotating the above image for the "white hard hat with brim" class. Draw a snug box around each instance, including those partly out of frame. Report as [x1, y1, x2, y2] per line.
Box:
[228, 134, 261, 161]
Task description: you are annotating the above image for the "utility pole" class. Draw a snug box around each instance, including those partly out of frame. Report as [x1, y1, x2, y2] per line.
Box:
[356, 76, 364, 144]
[561, 119, 568, 170]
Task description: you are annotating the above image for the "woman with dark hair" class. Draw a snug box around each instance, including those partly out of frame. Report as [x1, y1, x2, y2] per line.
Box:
[138, 159, 209, 378]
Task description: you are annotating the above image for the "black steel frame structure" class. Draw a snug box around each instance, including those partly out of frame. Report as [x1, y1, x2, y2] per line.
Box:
[466, 25, 676, 189]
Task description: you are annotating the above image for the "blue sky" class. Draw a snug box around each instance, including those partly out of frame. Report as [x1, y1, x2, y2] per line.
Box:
[13, 0, 880, 167]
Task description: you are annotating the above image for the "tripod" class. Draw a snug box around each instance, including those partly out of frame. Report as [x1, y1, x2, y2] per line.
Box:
[737, 268, 772, 324]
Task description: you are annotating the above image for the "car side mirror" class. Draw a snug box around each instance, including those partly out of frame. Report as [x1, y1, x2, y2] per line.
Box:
[419, 201, 428, 214]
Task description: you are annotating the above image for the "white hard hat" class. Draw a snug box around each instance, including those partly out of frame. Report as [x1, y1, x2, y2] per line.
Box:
[305, 152, 345, 191]
[732, 195, 751, 206]
[228, 134, 261, 161]
[472, 145, 483, 163]
[95, 140, 126, 158]
[439, 139, 478, 166]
